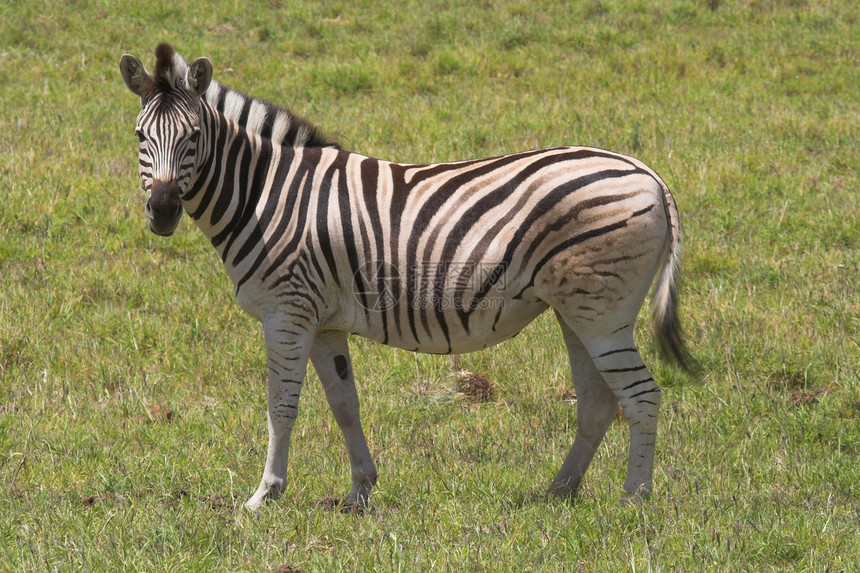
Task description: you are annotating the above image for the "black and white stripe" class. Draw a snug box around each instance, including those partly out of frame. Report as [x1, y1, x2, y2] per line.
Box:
[120, 44, 694, 510]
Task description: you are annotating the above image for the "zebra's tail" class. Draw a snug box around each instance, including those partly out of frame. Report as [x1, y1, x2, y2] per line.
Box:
[650, 181, 697, 375]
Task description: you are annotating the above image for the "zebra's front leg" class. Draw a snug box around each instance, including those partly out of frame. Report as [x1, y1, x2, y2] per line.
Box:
[245, 321, 313, 511]
[309, 331, 377, 509]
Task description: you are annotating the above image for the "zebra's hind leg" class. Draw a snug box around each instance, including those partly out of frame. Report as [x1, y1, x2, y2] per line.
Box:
[549, 313, 620, 498]
[310, 331, 377, 510]
[557, 314, 662, 498]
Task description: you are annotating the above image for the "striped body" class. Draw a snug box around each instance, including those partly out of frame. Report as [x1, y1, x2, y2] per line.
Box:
[186, 143, 669, 356]
[121, 45, 693, 511]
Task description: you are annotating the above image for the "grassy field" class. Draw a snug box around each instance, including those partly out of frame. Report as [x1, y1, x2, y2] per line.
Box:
[1, 0, 858, 570]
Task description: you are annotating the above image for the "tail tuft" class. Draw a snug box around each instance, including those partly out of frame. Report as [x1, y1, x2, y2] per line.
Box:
[651, 183, 698, 376]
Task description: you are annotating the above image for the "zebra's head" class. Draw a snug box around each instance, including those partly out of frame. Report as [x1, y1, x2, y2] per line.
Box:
[119, 44, 212, 236]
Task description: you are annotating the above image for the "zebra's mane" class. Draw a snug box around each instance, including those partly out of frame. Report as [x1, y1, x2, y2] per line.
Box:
[153, 43, 338, 149]
[202, 80, 339, 149]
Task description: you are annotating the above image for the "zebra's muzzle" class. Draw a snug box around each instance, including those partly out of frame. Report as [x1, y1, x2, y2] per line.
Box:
[146, 179, 184, 236]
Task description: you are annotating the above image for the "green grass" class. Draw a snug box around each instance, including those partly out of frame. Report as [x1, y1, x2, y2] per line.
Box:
[1, 0, 858, 570]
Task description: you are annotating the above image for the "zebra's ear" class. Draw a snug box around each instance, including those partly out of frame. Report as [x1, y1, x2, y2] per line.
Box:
[119, 54, 151, 98]
[187, 57, 212, 98]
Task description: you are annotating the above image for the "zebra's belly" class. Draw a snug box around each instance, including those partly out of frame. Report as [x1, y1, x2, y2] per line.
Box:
[345, 291, 550, 355]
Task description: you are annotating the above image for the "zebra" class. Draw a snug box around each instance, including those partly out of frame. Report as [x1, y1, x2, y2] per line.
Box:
[119, 44, 694, 510]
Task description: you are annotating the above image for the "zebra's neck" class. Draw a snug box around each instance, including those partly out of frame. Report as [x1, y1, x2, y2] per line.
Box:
[182, 98, 332, 287]
[202, 80, 338, 149]
[183, 100, 270, 254]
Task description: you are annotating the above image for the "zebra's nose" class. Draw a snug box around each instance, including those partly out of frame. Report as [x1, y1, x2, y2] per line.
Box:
[146, 179, 184, 236]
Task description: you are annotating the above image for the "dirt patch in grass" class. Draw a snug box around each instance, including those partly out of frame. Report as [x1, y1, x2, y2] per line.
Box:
[131, 402, 176, 424]
[314, 495, 343, 511]
[147, 402, 175, 422]
[314, 495, 368, 515]
[80, 492, 118, 507]
[789, 387, 828, 407]
[455, 371, 497, 403]
[554, 386, 577, 402]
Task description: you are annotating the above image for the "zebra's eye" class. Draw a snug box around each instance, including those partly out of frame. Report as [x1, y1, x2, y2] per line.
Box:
[135, 129, 146, 143]
[188, 128, 200, 143]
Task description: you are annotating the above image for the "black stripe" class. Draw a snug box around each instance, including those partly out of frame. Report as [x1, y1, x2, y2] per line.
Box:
[275, 288, 321, 317]
[630, 387, 660, 398]
[387, 163, 409, 341]
[314, 154, 345, 288]
[359, 158, 388, 343]
[432, 152, 589, 349]
[603, 365, 648, 373]
[335, 156, 361, 298]
[631, 204, 656, 218]
[237, 96, 252, 126]
[292, 256, 325, 301]
[437, 152, 579, 333]
[400, 147, 561, 188]
[597, 347, 637, 358]
[285, 121, 302, 146]
[351, 186, 374, 324]
[182, 108, 217, 201]
[622, 377, 654, 391]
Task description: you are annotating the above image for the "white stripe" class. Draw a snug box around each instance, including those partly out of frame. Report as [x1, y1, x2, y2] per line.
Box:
[270, 111, 292, 144]
[246, 100, 268, 134]
[204, 81, 222, 107]
[294, 124, 310, 147]
[223, 90, 246, 123]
